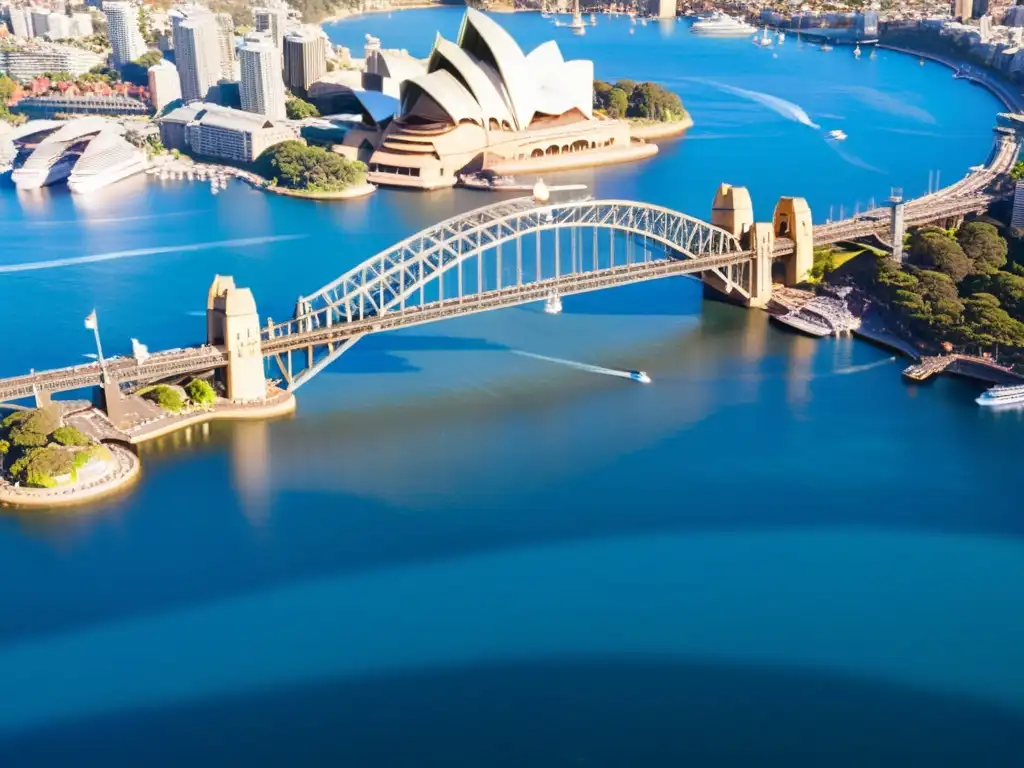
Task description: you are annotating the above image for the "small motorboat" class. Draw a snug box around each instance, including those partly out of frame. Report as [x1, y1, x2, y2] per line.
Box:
[854, 44, 861, 58]
[544, 293, 563, 315]
[629, 370, 651, 384]
[821, 43, 834, 51]
[827, 129, 847, 141]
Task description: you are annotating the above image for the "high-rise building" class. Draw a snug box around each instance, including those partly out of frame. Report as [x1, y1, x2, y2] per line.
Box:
[46, 12, 71, 40]
[102, 1, 145, 67]
[954, 0, 973, 19]
[214, 12, 236, 79]
[148, 59, 182, 112]
[239, 36, 286, 120]
[646, 0, 675, 18]
[1012, 180, 1024, 229]
[973, 0, 990, 17]
[175, 14, 221, 103]
[8, 7, 30, 38]
[30, 8, 50, 38]
[71, 12, 93, 38]
[283, 28, 325, 92]
[254, 5, 287, 50]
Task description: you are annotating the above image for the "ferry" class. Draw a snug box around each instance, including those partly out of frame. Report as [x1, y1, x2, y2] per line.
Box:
[826, 129, 847, 141]
[976, 384, 1024, 407]
[689, 13, 755, 37]
[629, 370, 652, 384]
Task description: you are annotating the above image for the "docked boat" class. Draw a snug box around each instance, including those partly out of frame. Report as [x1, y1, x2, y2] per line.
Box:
[976, 384, 1024, 407]
[629, 370, 652, 384]
[752, 27, 773, 47]
[690, 12, 757, 37]
[67, 129, 148, 194]
[544, 292, 563, 315]
[827, 129, 847, 141]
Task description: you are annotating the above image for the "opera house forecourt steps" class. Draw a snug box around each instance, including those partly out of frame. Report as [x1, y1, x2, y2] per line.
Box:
[367, 9, 672, 190]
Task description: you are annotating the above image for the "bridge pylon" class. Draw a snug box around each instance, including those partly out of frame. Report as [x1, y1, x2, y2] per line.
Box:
[711, 183, 754, 241]
[207, 275, 267, 402]
[746, 222, 775, 307]
[773, 197, 813, 285]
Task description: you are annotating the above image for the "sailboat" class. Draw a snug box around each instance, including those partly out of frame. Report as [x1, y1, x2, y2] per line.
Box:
[853, 44, 861, 58]
[753, 27, 772, 47]
[777, 31, 785, 44]
[568, 0, 586, 35]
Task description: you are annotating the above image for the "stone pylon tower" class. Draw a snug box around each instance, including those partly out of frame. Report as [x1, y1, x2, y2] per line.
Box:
[207, 275, 267, 402]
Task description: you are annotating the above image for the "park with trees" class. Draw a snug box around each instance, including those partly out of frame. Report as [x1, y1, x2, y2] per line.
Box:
[833, 219, 1024, 360]
[593, 79, 690, 123]
[257, 140, 366, 194]
[0, 406, 112, 489]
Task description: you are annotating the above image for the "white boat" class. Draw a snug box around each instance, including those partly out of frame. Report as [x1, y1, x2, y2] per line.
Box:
[854, 44, 862, 58]
[590, 12, 596, 23]
[544, 292, 563, 315]
[640, 17, 647, 25]
[827, 129, 847, 141]
[629, 370, 652, 384]
[869, 48, 877, 59]
[976, 384, 1024, 407]
[821, 43, 834, 51]
[753, 27, 773, 47]
[777, 31, 785, 44]
[690, 13, 757, 37]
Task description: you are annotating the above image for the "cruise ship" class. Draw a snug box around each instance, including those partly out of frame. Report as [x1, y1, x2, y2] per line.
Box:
[11, 151, 79, 189]
[975, 384, 1024, 407]
[690, 13, 757, 37]
[67, 128, 148, 194]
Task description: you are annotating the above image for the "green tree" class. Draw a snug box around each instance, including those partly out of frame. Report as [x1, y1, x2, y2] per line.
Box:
[962, 293, 1024, 348]
[0, 75, 16, 102]
[910, 229, 972, 282]
[285, 96, 320, 120]
[142, 385, 186, 412]
[956, 221, 1007, 274]
[982, 271, 1024, 319]
[1011, 160, 1024, 181]
[0, 439, 9, 474]
[185, 378, 216, 407]
[52, 426, 91, 447]
[122, 50, 163, 86]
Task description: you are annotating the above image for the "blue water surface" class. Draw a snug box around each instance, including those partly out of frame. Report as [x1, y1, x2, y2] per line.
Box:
[0, 10, 1020, 765]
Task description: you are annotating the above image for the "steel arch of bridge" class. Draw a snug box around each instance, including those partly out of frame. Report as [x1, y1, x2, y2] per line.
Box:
[263, 196, 749, 390]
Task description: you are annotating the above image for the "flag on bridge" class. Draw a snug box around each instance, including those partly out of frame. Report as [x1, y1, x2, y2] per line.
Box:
[84, 310, 97, 330]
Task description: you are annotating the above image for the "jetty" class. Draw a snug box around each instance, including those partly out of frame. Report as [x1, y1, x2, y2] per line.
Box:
[902, 354, 1024, 385]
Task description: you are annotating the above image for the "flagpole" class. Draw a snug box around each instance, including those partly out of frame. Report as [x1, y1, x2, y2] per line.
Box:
[86, 310, 106, 373]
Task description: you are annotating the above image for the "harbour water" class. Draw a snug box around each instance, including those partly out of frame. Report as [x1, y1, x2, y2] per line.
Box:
[0, 11, 1021, 764]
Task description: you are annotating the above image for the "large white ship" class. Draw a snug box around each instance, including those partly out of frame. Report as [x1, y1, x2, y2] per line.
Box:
[67, 130, 148, 194]
[690, 13, 757, 37]
[975, 383, 1024, 408]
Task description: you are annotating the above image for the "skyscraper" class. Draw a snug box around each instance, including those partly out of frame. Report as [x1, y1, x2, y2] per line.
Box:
[8, 7, 30, 38]
[215, 13, 237, 79]
[239, 36, 286, 120]
[46, 12, 71, 40]
[102, 1, 146, 67]
[254, 5, 287, 50]
[954, 0, 973, 19]
[174, 13, 221, 104]
[148, 59, 182, 112]
[283, 28, 326, 93]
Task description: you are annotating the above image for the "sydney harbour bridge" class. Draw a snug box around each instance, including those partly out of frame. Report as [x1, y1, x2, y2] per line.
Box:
[0, 124, 1018, 413]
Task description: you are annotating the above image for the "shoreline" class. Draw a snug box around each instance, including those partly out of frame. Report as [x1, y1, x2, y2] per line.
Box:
[0, 443, 141, 510]
[877, 44, 1024, 112]
[263, 181, 377, 201]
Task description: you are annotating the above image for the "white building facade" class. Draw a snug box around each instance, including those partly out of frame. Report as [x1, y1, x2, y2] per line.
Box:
[239, 36, 286, 120]
[102, 1, 146, 67]
[174, 13, 221, 104]
[148, 59, 182, 112]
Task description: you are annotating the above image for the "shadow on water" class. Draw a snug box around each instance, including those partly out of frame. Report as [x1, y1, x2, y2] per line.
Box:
[0, 657, 1019, 766]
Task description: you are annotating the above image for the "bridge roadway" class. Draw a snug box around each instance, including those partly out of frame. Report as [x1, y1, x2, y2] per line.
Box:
[774, 134, 1019, 256]
[262, 249, 754, 356]
[0, 251, 751, 403]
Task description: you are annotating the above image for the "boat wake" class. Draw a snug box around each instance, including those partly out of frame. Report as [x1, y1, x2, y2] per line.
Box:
[834, 357, 896, 375]
[692, 79, 820, 129]
[512, 350, 642, 382]
[0, 234, 307, 273]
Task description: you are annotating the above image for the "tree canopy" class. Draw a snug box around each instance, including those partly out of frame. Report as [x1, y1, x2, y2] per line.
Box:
[594, 79, 687, 122]
[909, 227, 972, 282]
[121, 50, 163, 86]
[285, 96, 320, 120]
[258, 140, 365, 192]
[956, 221, 1007, 274]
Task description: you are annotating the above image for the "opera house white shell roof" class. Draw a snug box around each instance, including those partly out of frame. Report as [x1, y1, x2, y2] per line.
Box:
[399, 8, 595, 132]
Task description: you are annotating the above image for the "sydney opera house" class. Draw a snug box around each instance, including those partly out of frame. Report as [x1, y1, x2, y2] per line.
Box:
[367, 9, 642, 189]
